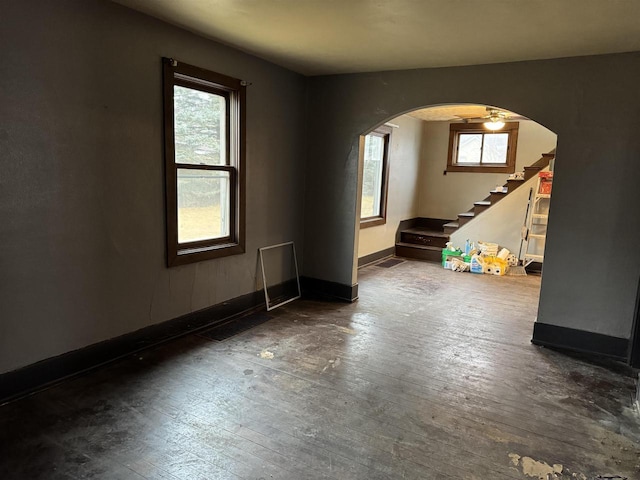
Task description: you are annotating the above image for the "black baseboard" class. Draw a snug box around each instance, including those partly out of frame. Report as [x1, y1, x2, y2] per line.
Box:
[532, 322, 629, 361]
[0, 290, 265, 405]
[265, 278, 301, 308]
[300, 276, 358, 302]
[1, 275, 359, 404]
[358, 247, 395, 268]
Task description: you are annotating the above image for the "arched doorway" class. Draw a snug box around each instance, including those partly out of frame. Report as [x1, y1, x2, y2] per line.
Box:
[355, 104, 557, 274]
[303, 56, 639, 372]
[353, 103, 558, 343]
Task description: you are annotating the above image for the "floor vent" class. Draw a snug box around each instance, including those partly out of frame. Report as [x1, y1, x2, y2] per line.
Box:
[375, 258, 405, 268]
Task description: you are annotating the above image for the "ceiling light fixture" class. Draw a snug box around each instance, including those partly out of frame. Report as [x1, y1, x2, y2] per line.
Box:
[484, 119, 505, 130]
[484, 109, 506, 130]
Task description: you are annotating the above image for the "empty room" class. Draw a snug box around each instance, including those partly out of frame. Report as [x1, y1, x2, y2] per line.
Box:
[2, 1, 640, 479]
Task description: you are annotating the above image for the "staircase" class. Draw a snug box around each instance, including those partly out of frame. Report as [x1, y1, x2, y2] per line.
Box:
[395, 218, 452, 262]
[396, 150, 556, 262]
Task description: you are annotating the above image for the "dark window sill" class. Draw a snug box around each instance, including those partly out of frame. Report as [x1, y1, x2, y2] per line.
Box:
[360, 217, 386, 229]
[169, 242, 245, 266]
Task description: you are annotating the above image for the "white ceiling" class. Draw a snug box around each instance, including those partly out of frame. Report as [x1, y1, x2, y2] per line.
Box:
[114, 0, 640, 76]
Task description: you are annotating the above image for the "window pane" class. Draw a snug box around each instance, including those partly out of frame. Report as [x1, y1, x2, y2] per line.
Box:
[361, 134, 385, 218]
[482, 133, 509, 164]
[174, 85, 226, 166]
[457, 134, 482, 163]
[177, 169, 230, 243]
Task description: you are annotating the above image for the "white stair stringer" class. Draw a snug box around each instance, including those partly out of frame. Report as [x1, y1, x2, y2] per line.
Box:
[449, 168, 549, 256]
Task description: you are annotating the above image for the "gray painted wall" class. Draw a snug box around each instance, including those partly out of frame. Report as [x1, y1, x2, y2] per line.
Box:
[2, 0, 639, 375]
[304, 53, 640, 339]
[0, 0, 307, 373]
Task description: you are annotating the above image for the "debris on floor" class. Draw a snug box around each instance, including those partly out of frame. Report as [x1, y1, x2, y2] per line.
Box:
[443, 240, 527, 276]
[508, 453, 563, 480]
[509, 453, 568, 479]
[507, 452, 632, 480]
[321, 357, 341, 373]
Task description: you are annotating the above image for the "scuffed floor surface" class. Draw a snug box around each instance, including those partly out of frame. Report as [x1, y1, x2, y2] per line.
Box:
[1, 260, 639, 479]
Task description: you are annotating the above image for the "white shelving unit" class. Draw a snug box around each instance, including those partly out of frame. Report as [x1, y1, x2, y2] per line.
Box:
[523, 176, 552, 266]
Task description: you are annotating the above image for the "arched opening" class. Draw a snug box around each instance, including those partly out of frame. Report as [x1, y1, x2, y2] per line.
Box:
[303, 54, 639, 380]
[354, 103, 557, 341]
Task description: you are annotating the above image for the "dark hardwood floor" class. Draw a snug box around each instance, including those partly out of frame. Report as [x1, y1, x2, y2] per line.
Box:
[1, 260, 639, 479]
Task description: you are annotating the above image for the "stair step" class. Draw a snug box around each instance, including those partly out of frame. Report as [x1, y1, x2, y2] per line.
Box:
[395, 242, 442, 263]
[435, 151, 554, 239]
[413, 218, 452, 231]
[524, 165, 544, 180]
[400, 228, 449, 248]
[473, 201, 491, 215]
[507, 178, 525, 191]
[401, 227, 448, 238]
[490, 190, 508, 204]
[443, 222, 459, 234]
[457, 212, 475, 226]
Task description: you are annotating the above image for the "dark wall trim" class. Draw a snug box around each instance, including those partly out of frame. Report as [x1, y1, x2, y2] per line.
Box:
[532, 322, 629, 361]
[0, 276, 360, 404]
[301, 276, 358, 302]
[0, 290, 264, 405]
[358, 247, 395, 268]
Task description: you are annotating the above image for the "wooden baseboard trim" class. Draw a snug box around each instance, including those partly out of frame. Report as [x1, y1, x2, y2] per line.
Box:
[1, 274, 362, 404]
[0, 290, 265, 405]
[300, 276, 358, 302]
[358, 247, 395, 268]
[532, 322, 629, 361]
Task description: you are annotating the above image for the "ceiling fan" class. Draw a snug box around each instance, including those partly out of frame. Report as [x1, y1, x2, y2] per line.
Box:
[455, 107, 528, 130]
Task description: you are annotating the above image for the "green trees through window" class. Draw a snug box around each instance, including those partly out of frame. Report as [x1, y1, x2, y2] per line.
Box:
[173, 86, 229, 243]
[360, 125, 391, 228]
[163, 58, 245, 266]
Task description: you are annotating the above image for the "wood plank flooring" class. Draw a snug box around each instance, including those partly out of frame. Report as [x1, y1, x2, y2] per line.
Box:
[1, 259, 639, 479]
